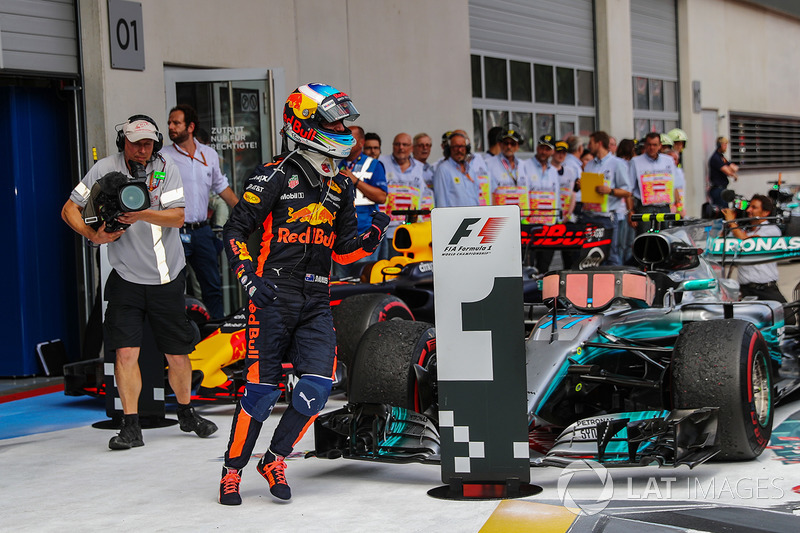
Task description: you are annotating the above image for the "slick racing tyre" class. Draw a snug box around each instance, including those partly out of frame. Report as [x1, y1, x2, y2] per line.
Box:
[185, 296, 211, 325]
[332, 293, 414, 371]
[672, 319, 773, 460]
[348, 321, 436, 413]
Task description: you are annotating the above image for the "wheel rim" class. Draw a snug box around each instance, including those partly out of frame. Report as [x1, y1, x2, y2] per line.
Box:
[751, 352, 771, 426]
[413, 351, 438, 414]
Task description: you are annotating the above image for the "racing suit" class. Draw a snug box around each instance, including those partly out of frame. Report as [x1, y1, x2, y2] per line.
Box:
[222, 150, 383, 468]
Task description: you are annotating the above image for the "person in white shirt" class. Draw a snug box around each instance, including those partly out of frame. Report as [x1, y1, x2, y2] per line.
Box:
[722, 194, 790, 307]
[163, 104, 238, 318]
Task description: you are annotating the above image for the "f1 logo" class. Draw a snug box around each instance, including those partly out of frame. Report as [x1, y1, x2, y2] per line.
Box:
[448, 217, 506, 246]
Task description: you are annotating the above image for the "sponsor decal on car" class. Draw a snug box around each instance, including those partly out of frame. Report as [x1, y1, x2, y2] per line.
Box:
[709, 236, 800, 254]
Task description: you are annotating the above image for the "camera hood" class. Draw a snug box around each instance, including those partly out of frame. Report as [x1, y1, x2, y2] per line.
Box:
[82, 171, 150, 231]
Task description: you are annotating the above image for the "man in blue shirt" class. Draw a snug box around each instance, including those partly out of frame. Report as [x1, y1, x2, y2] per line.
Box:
[433, 131, 481, 207]
[583, 131, 633, 265]
[335, 125, 388, 278]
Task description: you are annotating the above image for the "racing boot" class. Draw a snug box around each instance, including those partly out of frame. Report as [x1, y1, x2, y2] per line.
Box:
[177, 404, 218, 438]
[256, 449, 291, 500]
[218, 466, 242, 506]
[108, 415, 144, 450]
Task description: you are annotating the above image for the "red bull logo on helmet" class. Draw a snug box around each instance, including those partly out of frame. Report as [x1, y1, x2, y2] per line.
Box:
[284, 113, 318, 141]
[286, 203, 336, 226]
[287, 91, 316, 119]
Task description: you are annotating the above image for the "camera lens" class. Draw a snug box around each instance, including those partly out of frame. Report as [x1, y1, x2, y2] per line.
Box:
[119, 184, 148, 211]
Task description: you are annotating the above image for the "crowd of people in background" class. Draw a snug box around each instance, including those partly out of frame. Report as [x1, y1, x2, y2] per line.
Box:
[346, 125, 692, 272]
[185, 111, 761, 297]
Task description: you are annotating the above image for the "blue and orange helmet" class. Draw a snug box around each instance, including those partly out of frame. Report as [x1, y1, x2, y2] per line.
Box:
[283, 83, 360, 158]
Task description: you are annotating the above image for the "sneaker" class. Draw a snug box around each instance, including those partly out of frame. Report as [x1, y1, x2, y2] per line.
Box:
[108, 418, 144, 450]
[219, 466, 242, 506]
[256, 450, 291, 500]
[177, 405, 218, 438]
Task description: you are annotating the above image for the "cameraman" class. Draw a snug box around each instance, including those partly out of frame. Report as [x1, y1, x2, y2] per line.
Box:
[722, 194, 790, 306]
[709, 136, 739, 209]
[61, 115, 217, 450]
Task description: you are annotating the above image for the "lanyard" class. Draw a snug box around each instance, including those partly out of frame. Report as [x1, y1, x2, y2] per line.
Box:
[175, 144, 208, 166]
[501, 157, 518, 185]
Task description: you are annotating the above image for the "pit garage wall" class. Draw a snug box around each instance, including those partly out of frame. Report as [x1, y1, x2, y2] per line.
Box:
[678, 0, 800, 206]
[78, 0, 471, 164]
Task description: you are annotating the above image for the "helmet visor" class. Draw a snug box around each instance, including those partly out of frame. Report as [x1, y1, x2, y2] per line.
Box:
[317, 96, 360, 124]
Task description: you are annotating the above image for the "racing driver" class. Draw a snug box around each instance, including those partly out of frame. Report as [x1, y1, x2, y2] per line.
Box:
[218, 83, 389, 505]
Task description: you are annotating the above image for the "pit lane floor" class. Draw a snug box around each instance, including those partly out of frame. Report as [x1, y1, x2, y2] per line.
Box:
[1, 262, 799, 533]
[2, 391, 800, 532]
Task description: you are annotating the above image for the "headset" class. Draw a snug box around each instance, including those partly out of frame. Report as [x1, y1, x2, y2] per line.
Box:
[442, 131, 471, 159]
[116, 114, 164, 153]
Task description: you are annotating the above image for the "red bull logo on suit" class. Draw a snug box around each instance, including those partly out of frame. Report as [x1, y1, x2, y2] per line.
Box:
[286, 203, 336, 226]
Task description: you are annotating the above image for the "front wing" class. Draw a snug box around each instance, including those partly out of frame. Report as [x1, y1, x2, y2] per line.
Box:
[311, 404, 720, 469]
[537, 408, 720, 468]
[311, 403, 441, 464]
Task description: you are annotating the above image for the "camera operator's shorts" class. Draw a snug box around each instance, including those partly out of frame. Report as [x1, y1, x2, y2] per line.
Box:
[104, 269, 199, 355]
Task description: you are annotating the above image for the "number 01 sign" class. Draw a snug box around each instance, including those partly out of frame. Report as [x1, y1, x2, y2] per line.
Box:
[108, 0, 145, 71]
[431, 205, 530, 488]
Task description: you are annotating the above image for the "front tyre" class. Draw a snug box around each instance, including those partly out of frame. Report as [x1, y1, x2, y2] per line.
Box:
[672, 319, 772, 460]
[332, 293, 414, 371]
[348, 321, 436, 411]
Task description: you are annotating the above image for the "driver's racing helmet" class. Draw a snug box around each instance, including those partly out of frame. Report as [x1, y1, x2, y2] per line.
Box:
[283, 83, 359, 158]
[667, 128, 688, 143]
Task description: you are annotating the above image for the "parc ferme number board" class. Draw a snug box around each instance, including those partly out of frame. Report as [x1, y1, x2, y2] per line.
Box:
[432, 206, 530, 485]
[108, 0, 145, 71]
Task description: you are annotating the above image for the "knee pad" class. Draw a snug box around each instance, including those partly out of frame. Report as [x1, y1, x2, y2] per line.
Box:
[291, 375, 332, 416]
[241, 383, 281, 422]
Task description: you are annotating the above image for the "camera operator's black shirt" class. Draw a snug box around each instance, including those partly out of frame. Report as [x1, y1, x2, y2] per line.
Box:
[709, 151, 732, 188]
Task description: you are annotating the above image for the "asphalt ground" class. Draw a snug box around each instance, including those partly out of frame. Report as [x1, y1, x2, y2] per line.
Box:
[1, 261, 799, 531]
[2, 392, 800, 532]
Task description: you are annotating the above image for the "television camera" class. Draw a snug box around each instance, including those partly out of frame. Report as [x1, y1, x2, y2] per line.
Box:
[702, 188, 749, 219]
[81, 162, 150, 232]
